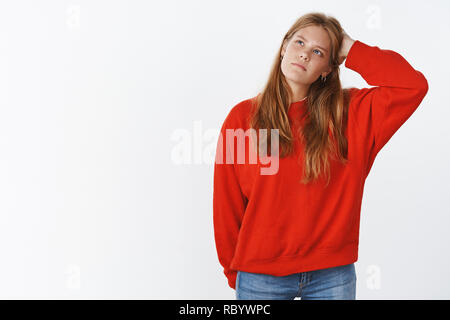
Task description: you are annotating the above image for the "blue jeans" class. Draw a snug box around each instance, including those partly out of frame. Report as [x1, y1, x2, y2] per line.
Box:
[235, 263, 356, 300]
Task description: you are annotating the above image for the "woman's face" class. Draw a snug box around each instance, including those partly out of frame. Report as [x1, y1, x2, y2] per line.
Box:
[280, 25, 332, 87]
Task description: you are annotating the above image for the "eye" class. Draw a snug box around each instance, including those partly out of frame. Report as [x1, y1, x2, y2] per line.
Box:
[296, 40, 322, 56]
[313, 49, 323, 56]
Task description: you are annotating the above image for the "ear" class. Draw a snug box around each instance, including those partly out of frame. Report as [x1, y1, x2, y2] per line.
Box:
[323, 67, 332, 78]
[281, 40, 288, 57]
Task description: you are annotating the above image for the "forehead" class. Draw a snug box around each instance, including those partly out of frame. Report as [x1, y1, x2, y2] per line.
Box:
[292, 26, 330, 50]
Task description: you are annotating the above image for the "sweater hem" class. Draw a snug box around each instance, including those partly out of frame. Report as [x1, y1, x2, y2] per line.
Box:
[230, 241, 359, 276]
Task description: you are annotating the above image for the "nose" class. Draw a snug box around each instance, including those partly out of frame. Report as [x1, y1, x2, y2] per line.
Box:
[299, 51, 309, 61]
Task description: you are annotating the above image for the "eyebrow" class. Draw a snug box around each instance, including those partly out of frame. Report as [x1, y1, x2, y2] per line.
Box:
[295, 35, 329, 53]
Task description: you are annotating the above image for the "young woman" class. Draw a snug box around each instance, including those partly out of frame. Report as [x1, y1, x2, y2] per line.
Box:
[213, 12, 428, 300]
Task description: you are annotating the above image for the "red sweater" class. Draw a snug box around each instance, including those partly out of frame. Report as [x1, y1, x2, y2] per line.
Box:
[213, 40, 428, 290]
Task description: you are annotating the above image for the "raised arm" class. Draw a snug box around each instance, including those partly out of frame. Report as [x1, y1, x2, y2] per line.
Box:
[341, 35, 428, 175]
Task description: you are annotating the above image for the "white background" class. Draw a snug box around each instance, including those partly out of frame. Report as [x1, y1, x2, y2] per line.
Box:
[0, 0, 448, 299]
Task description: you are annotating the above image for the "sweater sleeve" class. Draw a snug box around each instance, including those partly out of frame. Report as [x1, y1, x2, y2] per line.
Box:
[213, 110, 248, 290]
[344, 40, 429, 175]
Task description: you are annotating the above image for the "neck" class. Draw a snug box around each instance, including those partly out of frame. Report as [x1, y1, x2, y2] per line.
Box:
[287, 80, 309, 103]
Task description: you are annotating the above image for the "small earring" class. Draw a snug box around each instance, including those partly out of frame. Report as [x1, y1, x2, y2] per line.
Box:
[321, 75, 327, 82]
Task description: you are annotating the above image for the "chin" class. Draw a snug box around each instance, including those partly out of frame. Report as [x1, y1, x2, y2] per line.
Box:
[285, 74, 309, 86]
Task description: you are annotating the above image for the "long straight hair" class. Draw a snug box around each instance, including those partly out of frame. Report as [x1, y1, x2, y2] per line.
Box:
[249, 12, 350, 186]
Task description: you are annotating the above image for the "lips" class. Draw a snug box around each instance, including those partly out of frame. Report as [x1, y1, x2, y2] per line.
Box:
[292, 63, 307, 71]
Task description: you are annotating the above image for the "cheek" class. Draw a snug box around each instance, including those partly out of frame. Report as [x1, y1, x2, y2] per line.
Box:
[285, 44, 298, 57]
[310, 60, 327, 74]
[281, 61, 291, 77]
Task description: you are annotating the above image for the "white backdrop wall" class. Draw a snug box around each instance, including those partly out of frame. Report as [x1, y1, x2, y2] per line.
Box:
[0, 0, 448, 299]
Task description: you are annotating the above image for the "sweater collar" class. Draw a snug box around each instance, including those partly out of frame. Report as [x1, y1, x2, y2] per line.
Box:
[288, 97, 307, 116]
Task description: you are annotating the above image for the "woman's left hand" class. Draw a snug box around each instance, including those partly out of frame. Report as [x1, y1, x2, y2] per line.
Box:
[338, 30, 355, 65]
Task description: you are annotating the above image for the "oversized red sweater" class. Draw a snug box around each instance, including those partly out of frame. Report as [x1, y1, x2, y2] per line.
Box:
[213, 40, 428, 290]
